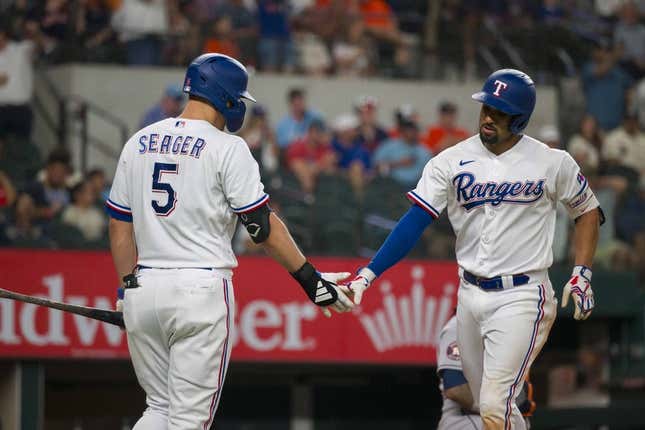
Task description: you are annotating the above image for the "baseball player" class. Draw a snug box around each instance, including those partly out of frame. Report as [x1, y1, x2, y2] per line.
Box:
[106, 53, 354, 429]
[437, 314, 535, 429]
[346, 69, 602, 429]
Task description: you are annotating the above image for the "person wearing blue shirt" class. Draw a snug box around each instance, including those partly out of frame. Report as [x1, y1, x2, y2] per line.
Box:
[372, 119, 432, 188]
[139, 84, 185, 129]
[331, 113, 371, 195]
[257, 0, 295, 72]
[275, 88, 323, 149]
[582, 40, 634, 131]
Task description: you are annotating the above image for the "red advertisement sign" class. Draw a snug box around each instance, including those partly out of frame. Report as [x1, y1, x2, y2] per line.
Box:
[0, 250, 458, 364]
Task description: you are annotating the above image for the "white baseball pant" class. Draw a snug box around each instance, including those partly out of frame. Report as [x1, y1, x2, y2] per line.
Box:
[123, 268, 234, 430]
[456, 270, 556, 430]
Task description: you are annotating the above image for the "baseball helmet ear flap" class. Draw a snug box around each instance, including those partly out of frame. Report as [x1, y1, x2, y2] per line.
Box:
[510, 115, 529, 135]
[471, 68, 536, 134]
[183, 53, 255, 132]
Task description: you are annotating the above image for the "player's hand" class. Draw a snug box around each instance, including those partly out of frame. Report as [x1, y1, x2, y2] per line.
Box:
[346, 267, 377, 305]
[319, 272, 353, 318]
[291, 262, 354, 318]
[561, 265, 594, 320]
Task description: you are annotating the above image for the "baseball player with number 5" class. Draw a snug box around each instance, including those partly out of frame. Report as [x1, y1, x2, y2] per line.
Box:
[346, 69, 602, 429]
[107, 53, 354, 429]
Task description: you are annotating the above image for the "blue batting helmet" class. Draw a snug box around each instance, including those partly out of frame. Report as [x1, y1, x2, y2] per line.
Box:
[471, 69, 536, 134]
[183, 53, 255, 132]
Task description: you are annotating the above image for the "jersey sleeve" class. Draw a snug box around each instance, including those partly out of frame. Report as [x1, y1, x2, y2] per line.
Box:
[406, 155, 449, 219]
[222, 139, 269, 214]
[437, 320, 462, 374]
[555, 152, 600, 219]
[105, 148, 133, 222]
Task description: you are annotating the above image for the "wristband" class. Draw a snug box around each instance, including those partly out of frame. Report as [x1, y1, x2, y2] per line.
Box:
[572, 265, 592, 282]
[291, 261, 317, 284]
[290, 261, 337, 306]
[357, 267, 377, 283]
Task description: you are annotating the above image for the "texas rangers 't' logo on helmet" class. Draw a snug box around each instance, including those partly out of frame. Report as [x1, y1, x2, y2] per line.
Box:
[493, 80, 508, 96]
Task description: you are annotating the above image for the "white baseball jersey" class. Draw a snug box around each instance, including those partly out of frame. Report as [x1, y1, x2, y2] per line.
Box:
[106, 118, 268, 271]
[437, 316, 482, 430]
[407, 135, 599, 277]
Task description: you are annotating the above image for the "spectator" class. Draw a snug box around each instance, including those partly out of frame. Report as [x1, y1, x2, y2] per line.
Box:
[331, 113, 370, 195]
[36, 0, 72, 61]
[638, 79, 645, 129]
[2, 194, 51, 247]
[213, 0, 257, 65]
[240, 105, 279, 174]
[359, 0, 399, 44]
[24, 147, 71, 222]
[539, 124, 561, 149]
[581, 38, 633, 131]
[86, 168, 110, 205]
[373, 119, 431, 188]
[61, 179, 106, 241]
[616, 175, 645, 264]
[257, 0, 295, 72]
[111, 0, 169, 66]
[568, 114, 603, 174]
[2, 0, 32, 41]
[359, 0, 411, 77]
[613, 1, 645, 80]
[286, 119, 336, 193]
[76, 0, 116, 62]
[388, 103, 419, 139]
[0, 170, 16, 209]
[0, 27, 35, 139]
[139, 83, 184, 128]
[603, 112, 645, 176]
[354, 95, 388, 153]
[275, 87, 322, 149]
[332, 14, 372, 76]
[202, 15, 241, 60]
[422, 101, 469, 153]
[295, 31, 332, 76]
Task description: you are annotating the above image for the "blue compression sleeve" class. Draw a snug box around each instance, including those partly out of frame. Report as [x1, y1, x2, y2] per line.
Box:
[367, 204, 434, 276]
[440, 369, 469, 389]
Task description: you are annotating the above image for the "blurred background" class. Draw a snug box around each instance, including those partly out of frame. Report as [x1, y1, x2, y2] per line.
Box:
[0, 0, 644, 429]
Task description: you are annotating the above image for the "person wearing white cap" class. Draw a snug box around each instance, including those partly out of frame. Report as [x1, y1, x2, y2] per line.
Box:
[331, 113, 371, 195]
[354, 95, 389, 152]
[538, 124, 561, 149]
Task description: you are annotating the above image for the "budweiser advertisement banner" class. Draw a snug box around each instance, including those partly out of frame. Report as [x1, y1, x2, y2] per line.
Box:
[0, 250, 458, 365]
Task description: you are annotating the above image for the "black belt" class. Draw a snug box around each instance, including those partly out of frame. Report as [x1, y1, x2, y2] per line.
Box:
[463, 270, 529, 291]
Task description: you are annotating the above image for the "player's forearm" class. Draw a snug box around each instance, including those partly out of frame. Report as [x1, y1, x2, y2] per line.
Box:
[573, 208, 600, 267]
[445, 383, 476, 412]
[261, 213, 307, 273]
[108, 218, 137, 284]
[367, 204, 433, 276]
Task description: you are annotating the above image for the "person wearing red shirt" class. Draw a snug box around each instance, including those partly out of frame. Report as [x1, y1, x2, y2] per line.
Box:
[423, 101, 469, 154]
[286, 119, 336, 193]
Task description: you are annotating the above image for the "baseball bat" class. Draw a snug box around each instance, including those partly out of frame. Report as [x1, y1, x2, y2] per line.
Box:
[0, 287, 125, 329]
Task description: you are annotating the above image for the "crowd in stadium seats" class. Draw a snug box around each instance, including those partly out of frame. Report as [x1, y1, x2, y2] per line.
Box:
[0, 0, 641, 81]
[0, 0, 644, 280]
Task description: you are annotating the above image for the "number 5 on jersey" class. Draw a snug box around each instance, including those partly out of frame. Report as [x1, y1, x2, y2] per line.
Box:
[152, 162, 178, 216]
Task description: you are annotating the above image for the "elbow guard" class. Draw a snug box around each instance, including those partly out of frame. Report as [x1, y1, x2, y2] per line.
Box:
[238, 203, 272, 243]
